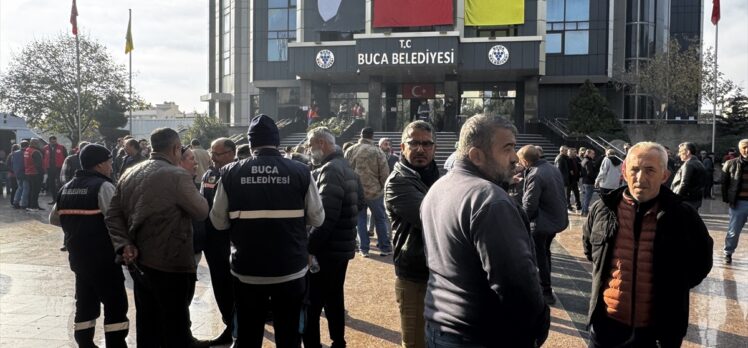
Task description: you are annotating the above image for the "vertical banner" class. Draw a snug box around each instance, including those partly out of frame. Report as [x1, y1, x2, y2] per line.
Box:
[304, 0, 365, 33]
[465, 0, 525, 26]
[373, 0, 453, 28]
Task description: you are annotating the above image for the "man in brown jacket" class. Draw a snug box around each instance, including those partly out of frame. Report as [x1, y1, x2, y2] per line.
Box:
[106, 127, 210, 348]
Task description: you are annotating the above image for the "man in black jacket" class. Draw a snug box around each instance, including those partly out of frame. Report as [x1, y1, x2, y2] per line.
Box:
[583, 142, 713, 347]
[49, 144, 129, 347]
[580, 149, 599, 216]
[517, 145, 568, 306]
[421, 116, 549, 347]
[384, 120, 440, 348]
[303, 127, 360, 348]
[671, 142, 706, 211]
[721, 138, 748, 264]
[118, 138, 145, 178]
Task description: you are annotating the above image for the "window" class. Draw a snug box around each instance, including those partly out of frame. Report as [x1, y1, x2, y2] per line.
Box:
[546, 0, 590, 55]
[267, 0, 296, 61]
[222, 10, 231, 75]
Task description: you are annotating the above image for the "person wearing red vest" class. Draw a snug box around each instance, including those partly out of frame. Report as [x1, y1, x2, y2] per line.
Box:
[24, 138, 45, 211]
[43, 136, 68, 204]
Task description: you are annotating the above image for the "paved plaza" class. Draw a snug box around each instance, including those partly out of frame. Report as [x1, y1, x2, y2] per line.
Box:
[0, 194, 746, 347]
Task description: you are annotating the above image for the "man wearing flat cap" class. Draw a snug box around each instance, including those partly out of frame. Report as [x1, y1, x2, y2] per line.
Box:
[211, 114, 325, 347]
[50, 144, 130, 347]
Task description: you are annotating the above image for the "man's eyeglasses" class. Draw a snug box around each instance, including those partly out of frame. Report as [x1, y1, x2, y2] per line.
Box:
[210, 150, 233, 158]
[406, 140, 435, 150]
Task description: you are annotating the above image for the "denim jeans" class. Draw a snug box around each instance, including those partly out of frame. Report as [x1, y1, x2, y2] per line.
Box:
[725, 200, 748, 256]
[581, 184, 596, 214]
[426, 324, 484, 348]
[14, 177, 29, 207]
[357, 196, 391, 253]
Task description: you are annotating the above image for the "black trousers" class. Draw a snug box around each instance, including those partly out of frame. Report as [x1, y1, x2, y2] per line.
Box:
[8, 177, 18, 204]
[588, 314, 682, 348]
[27, 174, 42, 209]
[566, 181, 581, 209]
[47, 167, 61, 200]
[74, 265, 129, 348]
[532, 232, 555, 294]
[132, 265, 196, 348]
[234, 276, 306, 348]
[303, 258, 349, 348]
[203, 229, 235, 330]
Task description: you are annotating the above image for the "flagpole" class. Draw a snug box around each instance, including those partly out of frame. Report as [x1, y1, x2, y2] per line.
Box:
[129, 9, 133, 135]
[76, 29, 81, 144]
[711, 22, 718, 153]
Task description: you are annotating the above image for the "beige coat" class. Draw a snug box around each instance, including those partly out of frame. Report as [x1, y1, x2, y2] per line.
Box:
[106, 152, 209, 273]
[192, 147, 212, 183]
[344, 138, 389, 200]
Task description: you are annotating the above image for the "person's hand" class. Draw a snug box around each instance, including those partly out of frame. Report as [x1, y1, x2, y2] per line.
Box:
[122, 245, 138, 264]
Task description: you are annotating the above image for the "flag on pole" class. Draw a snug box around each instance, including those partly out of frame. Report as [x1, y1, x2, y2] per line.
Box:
[70, 0, 78, 35]
[711, 0, 720, 25]
[125, 16, 134, 54]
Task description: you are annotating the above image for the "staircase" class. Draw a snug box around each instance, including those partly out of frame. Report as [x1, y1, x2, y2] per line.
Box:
[278, 131, 560, 168]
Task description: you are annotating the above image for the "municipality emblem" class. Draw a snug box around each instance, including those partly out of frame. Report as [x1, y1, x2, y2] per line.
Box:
[316, 49, 335, 69]
[488, 45, 509, 66]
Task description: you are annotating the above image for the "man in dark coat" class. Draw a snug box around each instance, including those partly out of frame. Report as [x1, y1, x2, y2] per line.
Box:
[384, 120, 440, 348]
[303, 127, 361, 348]
[583, 142, 712, 347]
[517, 145, 569, 306]
[118, 138, 145, 177]
[671, 142, 706, 211]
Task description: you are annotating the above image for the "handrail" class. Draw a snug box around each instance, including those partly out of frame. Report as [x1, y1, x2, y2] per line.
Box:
[595, 136, 625, 155]
[541, 118, 569, 138]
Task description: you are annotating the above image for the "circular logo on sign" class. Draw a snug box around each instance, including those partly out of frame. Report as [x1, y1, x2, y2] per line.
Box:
[316, 49, 335, 69]
[488, 45, 509, 66]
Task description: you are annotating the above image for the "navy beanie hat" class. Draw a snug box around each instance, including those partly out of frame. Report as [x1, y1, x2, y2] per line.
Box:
[79, 144, 112, 169]
[247, 114, 280, 148]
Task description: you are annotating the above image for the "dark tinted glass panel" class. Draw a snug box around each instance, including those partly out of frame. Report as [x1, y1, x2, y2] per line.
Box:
[625, 24, 636, 58]
[288, 9, 296, 30]
[566, 0, 589, 21]
[548, 0, 565, 21]
[269, 0, 287, 8]
[547, 33, 562, 53]
[268, 9, 288, 30]
[640, 0, 655, 23]
[565, 30, 588, 55]
[626, 0, 639, 22]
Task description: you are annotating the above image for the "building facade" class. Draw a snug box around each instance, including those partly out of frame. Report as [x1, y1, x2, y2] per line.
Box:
[203, 0, 702, 131]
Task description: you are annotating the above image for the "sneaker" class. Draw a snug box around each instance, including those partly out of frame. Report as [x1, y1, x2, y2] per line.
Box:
[359, 251, 370, 258]
[725, 254, 732, 264]
[379, 251, 392, 257]
[60, 246, 67, 252]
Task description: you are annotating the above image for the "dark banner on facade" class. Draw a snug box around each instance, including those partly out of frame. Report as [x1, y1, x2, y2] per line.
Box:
[373, 0, 453, 28]
[304, 0, 365, 34]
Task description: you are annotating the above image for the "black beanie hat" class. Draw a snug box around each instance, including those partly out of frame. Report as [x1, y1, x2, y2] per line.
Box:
[247, 114, 280, 148]
[79, 144, 112, 169]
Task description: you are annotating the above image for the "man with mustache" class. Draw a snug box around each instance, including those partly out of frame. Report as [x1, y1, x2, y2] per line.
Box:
[583, 142, 713, 347]
[384, 120, 440, 348]
[420, 115, 549, 347]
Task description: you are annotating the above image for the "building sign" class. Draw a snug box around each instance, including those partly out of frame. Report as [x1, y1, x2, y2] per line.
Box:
[488, 45, 509, 65]
[356, 37, 458, 67]
[315, 49, 335, 69]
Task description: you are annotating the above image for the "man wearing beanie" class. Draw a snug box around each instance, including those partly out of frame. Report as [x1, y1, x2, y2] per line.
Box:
[49, 144, 130, 347]
[106, 128, 210, 348]
[211, 114, 325, 347]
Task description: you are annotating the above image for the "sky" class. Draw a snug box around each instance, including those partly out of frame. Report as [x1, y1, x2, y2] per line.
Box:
[1, 1, 747, 114]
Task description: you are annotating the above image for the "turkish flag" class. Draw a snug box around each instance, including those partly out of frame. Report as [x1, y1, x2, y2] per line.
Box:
[70, 0, 78, 35]
[711, 0, 720, 25]
[373, 0, 453, 28]
[402, 84, 436, 99]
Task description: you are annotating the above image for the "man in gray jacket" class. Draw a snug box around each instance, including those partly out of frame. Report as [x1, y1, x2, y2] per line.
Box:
[517, 145, 569, 305]
[421, 116, 549, 347]
[106, 127, 210, 348]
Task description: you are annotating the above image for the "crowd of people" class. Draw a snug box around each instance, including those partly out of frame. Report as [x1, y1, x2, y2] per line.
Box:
[1, 114, 746, 347]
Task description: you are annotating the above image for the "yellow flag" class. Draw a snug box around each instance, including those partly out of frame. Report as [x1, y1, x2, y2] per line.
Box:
[125, 17, 134, 54]
[466, 0, 525, 26]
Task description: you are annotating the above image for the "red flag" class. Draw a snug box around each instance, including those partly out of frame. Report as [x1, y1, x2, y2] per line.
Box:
[711, 0, 720, 25]
[374, 0, 453, 28]
[402, 84, 436, 99]
[70, 0, 78, 35]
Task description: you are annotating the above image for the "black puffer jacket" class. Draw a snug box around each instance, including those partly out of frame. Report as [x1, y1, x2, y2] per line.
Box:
[583, 186, 713, 344]
[384, 160, 439, 283]
[721, 156, 747, 206]
[309, 151, 361, 261]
